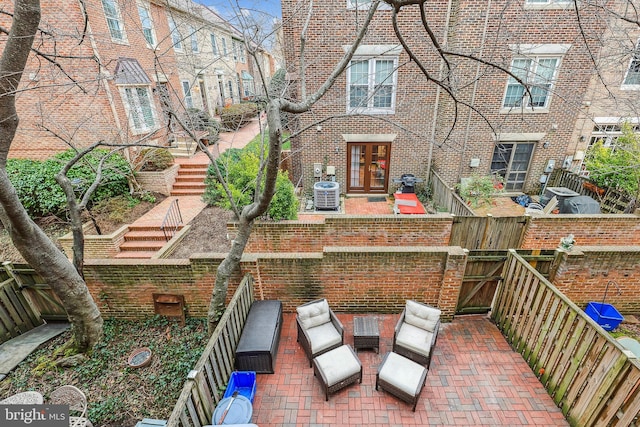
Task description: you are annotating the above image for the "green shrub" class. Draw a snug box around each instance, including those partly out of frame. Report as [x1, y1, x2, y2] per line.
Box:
[135, 148, 174, 171]
[7, 149, 131, 218]
[220, 103, 259, 130]
[204, 134, 298, 220]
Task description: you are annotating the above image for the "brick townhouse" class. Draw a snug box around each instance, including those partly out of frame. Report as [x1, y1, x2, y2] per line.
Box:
[1, 0, 263, 160]
[568, 1, 640, 176]
[281, 0, 606, 195]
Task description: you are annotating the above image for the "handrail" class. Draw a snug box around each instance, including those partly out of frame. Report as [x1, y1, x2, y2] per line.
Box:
[160, 199, 183, 241]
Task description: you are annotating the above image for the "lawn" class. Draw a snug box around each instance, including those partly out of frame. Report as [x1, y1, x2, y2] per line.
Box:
[0, 316, 207, 427]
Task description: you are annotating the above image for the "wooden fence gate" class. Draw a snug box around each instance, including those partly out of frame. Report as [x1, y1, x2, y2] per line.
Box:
[457, 250, 558, 314]
[0, 264, 44, 343]
[450, 216, 528, 250]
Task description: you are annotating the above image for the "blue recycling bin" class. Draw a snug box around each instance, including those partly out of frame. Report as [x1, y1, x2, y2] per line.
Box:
[223, 371, 257, 403]
[585, 302, 624, 331]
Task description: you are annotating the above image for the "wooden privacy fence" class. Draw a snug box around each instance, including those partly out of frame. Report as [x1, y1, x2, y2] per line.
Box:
[0, 264, 43, 343]
[450, 215, 528, 250]
[548, 169, 634, 214]
[430, 169, 475, 216]
[2, 262, 67, 321]
[167, 274, 254, 427]
[492, 250, 640, 426]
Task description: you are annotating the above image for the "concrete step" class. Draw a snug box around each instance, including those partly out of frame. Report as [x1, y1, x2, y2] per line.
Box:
[114, 251, 157, 259]
[119, 240, 166, 251]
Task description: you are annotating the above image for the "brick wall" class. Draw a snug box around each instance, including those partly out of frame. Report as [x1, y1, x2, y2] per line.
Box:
[521, 215, 640, 249]
[59, 225, 129, 259]
[229, 214, 454, 253]
[551, 246, 640, 314]
[83, 247, 466, 321]
[227, 213, 640, 253]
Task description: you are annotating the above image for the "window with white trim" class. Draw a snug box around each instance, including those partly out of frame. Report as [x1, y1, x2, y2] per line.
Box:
[623, 40, 640, 88]
[502, 56, 559, 109]
[526, 0, 570, 4]
[347, 0, 391, 10]
[588, 122, 640, 150]
[347, 56, 397, 113]
[102, 0, 126, 42]
[122, 86, 156, 133]
[221, 38, 228, 56]
[168, 17, 182, 50]
[210, 34, 219, 55]
[137, 3, 155, 47]
[188, 25, 198, 53]
[182, 81, 193, 109]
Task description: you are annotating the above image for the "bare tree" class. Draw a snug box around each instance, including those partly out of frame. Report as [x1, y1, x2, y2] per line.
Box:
[0, 0, 103, 353]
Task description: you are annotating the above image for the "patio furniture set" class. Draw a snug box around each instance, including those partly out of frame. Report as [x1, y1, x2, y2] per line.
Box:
[296, 298, 441, 411]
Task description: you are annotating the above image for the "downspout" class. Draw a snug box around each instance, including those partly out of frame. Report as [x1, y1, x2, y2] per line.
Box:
[76, 0, 127, 159]
[425, 0, 454, 184]
[458, 0, 492, 178]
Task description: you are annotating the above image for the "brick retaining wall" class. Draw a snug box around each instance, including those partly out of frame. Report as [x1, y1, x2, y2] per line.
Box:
[84, 246, 466, 321]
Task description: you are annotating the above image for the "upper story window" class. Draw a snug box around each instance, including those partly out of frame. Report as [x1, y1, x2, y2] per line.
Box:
[502, 57, 559, 110]
[347, 57, 397, 114]
[168, 17, 182, 50]
[101, 0, 126, 42]
[211, 34, 219, 55]
[221, 38, 228, 56]
[188, 25, 198, 53]
[622, 40, 640, 89]
[524, 0, 571, 9]
[137, 3, 155, 47]
[233, 40, 245, 63]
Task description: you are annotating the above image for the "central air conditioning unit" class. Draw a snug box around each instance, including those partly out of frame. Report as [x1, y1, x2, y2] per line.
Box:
[313, 181, 340, 210]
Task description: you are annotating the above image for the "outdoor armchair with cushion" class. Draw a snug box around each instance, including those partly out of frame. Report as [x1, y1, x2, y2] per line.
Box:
[296, 298, 344, 367]
[393, 300, 441, 368]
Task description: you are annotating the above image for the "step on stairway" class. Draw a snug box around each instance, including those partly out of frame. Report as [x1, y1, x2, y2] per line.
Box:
[170, 163, 209, 196]
[114, 225, 180, 259]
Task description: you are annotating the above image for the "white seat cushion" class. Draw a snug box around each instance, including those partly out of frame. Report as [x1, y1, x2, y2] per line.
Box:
[379, 352, 426, 396]
[314, 345, 361, 386]
[297, 299, 330, 330]
[307, 322, 342, 353]
[396, 323, 434, 358]
[404, 300, 441, 333]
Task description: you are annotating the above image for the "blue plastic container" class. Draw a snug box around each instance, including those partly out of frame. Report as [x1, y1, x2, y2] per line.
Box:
[223, 371, 257, 403]
[585, 302, 624, 331]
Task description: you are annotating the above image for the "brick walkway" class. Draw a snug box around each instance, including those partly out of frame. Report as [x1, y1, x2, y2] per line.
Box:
[251, 313, 568, 427]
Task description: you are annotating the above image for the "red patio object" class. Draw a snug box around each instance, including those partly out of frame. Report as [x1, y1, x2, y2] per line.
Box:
[394, 193, 426, 214]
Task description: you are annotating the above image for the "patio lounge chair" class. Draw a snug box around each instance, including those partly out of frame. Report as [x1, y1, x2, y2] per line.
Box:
[393, 300, 441, 368]
[49, 385, 91, 427]
[296, 298, 344, 367]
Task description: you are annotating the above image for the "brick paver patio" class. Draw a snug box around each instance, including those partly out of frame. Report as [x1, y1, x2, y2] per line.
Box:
[251, 313, 568, 426]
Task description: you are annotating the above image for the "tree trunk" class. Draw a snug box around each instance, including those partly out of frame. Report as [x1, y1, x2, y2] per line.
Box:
[207, 101, 283, 333]
[0, 0, 102, 352]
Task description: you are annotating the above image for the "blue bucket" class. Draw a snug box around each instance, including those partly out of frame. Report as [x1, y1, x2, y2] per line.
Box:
[585, 302, 624, 331]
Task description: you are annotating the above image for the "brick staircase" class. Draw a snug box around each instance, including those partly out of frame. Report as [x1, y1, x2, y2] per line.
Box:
[114, 225, 177, 259]
[170, 163, 209, 196]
